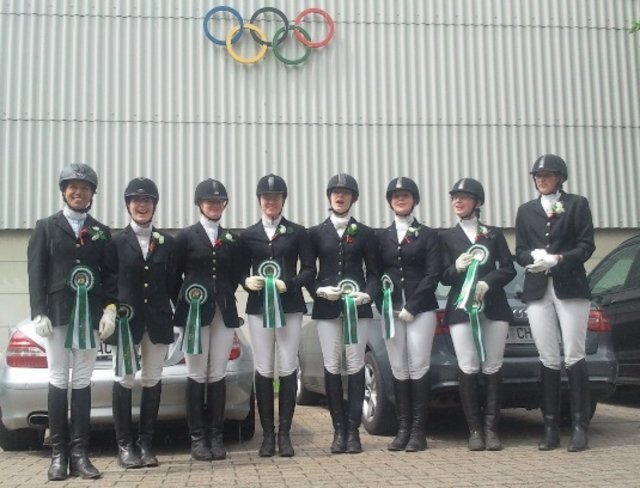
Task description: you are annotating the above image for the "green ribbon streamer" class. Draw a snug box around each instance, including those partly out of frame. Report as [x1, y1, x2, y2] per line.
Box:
[182, 294, 203, 354]
[65, 282, 95, 350]
[382, 286, 395, 340]
[115, 315, 140, 376]
[263, 275, 286, 329]
[342, 294, 359, 345]
[455, 260, 486, 362]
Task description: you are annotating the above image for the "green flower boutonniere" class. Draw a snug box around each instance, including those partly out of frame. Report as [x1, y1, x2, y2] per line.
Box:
[215, 232, 235, 248]
[79, 226, 106, 246]
[548, 202, 565, 219]
[149, 231, 165, 253]
[272, 224, 292, 241]
[345, 223, 358, 244]
[476, 225, 490, 242]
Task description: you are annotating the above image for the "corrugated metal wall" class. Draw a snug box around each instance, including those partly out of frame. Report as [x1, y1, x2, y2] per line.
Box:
[1, 0, 639, 230]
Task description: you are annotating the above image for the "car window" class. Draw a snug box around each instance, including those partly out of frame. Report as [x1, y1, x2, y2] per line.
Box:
[590, 241, 640, 295]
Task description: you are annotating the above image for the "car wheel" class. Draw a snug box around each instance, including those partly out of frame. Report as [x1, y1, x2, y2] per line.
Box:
[0, 420, 44, 451]
[362, 351, 396, 435]
[296, 366, 322, 406]
[240, 389, 256, 441]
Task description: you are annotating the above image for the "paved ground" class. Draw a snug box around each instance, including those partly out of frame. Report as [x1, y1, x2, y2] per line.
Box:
[2, 389, 640, 487]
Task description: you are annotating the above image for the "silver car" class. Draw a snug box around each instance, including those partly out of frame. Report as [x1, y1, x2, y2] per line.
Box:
[0, 319, 255, 451]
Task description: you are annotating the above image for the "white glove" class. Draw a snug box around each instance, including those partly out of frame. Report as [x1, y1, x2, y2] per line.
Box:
[398, 308, 415, 323]
[351, 292, 372, 306]
[316, 286, 342, 301]
[244, 276, 265, 291]
[531, 249, 548, 261]
[527, 254, 559, 274]
[98, 305, 117, 340]
[34, 314, 53, 338]
[275, 279, 287, 294]
[475, 281, 489, 301]
[455, 252, 475, 273]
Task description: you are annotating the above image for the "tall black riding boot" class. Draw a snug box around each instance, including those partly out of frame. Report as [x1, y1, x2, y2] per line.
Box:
[387, 379, 411, 451]
[458, 371, 485, 451]
[566, 359, 591, 452]
[112, 382, 142, 469]
[47, 384, 69, 481]
[484, 371, 503, 451]
[69, 386, 101, 479]
[187, 378, 213, 461]
[206, 379, 227, 460]
[255, 372, 275, 457]
[138, 382, 162, 466]
[405, 374, 429, 452]
[346, 367, 365, 454]
[277, 371, 297, 457]
[538, 365, 561, 451]
[324, 369, 347, 453]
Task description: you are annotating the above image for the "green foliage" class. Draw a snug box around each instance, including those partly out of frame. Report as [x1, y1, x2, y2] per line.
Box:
[631, 20, 640, 33]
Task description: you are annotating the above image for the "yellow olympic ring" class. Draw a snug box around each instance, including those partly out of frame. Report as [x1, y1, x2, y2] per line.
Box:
[225, 23, 268, 64]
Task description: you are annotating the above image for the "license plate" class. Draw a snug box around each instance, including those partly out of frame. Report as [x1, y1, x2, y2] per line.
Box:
[506, 325, 534, 344]
[97, 341, 113, 360]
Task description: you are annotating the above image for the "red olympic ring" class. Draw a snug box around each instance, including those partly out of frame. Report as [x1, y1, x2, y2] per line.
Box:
[203, 5, 335, 50]
[294, 8, 335, 48]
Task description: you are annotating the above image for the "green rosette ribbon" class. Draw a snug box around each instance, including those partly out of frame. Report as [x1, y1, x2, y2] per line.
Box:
[65, 266, 96, 350]
[338, 279, 359, 345]
[454, 244, 489, 362]
[259, 260, 286, 329]
[181, 284, 207, 354]
[114, 304, 140, 376]
[381, 274, 395, 340]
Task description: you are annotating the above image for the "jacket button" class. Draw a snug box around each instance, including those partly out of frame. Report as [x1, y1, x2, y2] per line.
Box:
[144, 283, 149, 288]
[397, 256, 401, 261]
[76, 244, 80, 248]
[144, 265, 149, 270]
[401, 277, 405, 282]
[546, 222, 551, 227]
[144, 299, 148, 304]
[338, 271, 342, 276]
[397, 246, 401, 250]
[75, 259, 81, 264]
[545, 233, 549, 237]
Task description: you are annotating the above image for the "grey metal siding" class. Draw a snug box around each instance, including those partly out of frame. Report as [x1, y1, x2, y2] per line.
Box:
[1, 0, 639, 229]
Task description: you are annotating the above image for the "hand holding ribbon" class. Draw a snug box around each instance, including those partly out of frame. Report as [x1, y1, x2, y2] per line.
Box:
[454, 245, 489, 362]
[259, 261, 286, 328]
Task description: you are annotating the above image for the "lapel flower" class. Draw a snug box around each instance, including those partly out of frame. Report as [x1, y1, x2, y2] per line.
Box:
[345, 223, 358, 244]
[79, 225, 106, 246]
[214, 232, 234, 248]
[402, 224, 421, 244]
[548, 202, 565, 219]
[476, 225, 490, 242]
[272, 224, 290, 241]
[149, 231, 164, 253]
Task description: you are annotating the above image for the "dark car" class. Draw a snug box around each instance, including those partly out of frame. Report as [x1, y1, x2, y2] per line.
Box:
[588, 234, 640, 385]
[298, 265, 617, 435]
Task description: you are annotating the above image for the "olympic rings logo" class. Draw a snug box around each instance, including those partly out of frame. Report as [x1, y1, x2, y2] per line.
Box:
[203, 6, 335, 65]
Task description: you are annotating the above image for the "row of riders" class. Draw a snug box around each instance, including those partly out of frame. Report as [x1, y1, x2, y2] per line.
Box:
[27, 155, 594, 481]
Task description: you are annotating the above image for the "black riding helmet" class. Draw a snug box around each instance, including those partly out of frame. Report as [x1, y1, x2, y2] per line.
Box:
[194, 178, 228, 205]
[530, 154, 568, 181]
[124, 177, 159, 205]
[326, 173, 359, 202]
[256, 174, 287, 200]
[386, 177, 420, 205]
[58, 163, 98, 192]
[449, 178, 485, 206]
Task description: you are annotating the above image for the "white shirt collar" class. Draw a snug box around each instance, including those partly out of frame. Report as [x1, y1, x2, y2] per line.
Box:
[130, 220, 152, 237]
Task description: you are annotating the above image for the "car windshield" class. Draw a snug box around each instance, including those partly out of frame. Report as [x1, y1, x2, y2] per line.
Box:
[589, 239, 640, 296]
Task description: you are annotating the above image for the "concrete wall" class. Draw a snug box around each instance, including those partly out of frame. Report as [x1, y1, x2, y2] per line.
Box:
[1, 227, 637, 350]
